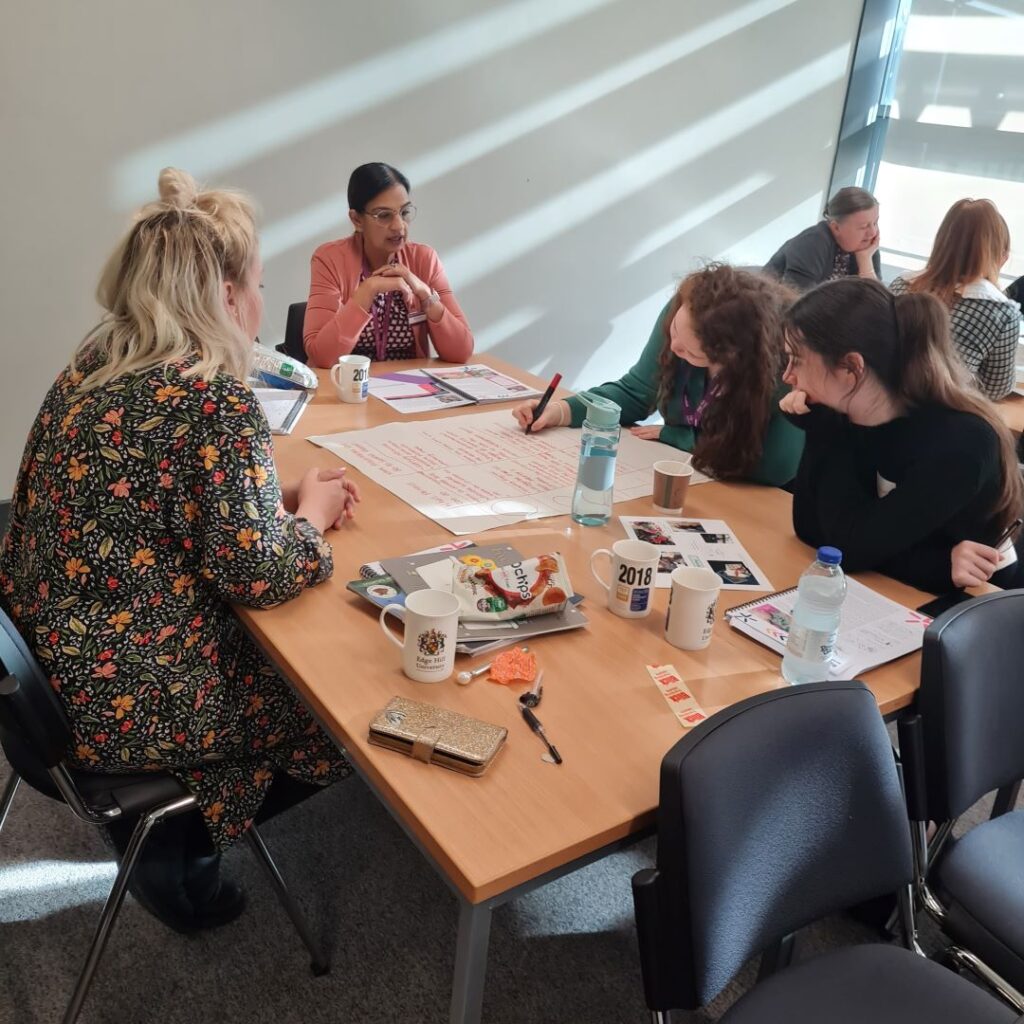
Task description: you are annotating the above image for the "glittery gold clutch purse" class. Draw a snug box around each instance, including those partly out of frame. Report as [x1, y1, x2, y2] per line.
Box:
[368, 697, 508, 777]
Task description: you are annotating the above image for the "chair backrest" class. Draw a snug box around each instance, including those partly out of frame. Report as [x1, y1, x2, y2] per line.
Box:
[0, 605, 73, 777]
[633, 681, 912, 1009]
[279, 302, 308, 362]
[916, 589, 1024, 821]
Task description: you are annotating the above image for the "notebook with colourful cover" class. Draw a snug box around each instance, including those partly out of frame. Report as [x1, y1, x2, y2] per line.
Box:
[725, 577, 932, 679]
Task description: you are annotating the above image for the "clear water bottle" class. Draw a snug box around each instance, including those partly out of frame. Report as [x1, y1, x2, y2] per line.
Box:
[571, 391, 621, 527]
[781, 546, 846, 685]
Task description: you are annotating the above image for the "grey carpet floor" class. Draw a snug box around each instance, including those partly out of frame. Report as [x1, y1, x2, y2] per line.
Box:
[0, 751, 1011, 1024]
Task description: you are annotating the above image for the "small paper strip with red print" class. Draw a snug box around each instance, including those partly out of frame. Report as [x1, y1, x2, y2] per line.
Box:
[646, 663, 708, 729]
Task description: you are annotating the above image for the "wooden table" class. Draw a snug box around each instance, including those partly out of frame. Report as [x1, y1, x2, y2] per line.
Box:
[236, 356, 934, 1023]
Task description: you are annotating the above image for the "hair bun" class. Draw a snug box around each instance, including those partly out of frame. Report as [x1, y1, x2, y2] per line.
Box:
[158, 167, 200, 210]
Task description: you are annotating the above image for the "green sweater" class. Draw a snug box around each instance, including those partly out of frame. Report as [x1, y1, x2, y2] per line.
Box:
[564, 303, 804, 487]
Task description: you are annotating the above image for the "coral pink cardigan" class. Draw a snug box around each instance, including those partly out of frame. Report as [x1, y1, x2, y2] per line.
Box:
[303, 235, 474, 367]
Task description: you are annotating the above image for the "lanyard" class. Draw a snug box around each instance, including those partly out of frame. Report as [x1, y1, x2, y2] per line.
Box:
[679, 366, 719, 427]
[360, 249, 395, 361]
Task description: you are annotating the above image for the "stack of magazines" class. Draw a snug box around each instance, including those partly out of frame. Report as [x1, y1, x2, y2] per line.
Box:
[347, 541, 588, 655]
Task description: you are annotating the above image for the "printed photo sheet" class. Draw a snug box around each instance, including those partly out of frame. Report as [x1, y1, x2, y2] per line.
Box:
[307, 409, 710, 535]
[619, 515, 772, 591]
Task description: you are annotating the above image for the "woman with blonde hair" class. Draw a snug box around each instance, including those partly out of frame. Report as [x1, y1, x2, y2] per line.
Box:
[890, 198, 1020, 400]
[781, 277, 1023, 593]
[0, 169, 357, 931]
[514, 265, 804, 486]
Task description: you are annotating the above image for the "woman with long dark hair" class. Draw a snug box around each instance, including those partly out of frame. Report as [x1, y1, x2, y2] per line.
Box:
[890, 198, 1020, 400]
[303, 161, 473, 366]
[782, 277, 1024, 592]
[513, 264, 803, 486]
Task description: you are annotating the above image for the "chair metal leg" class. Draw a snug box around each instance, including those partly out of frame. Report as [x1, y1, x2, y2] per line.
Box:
[948, 946, 1024, 1013]
[245, 825, 328, 975]
[0, 772, 19, 833]
[650, 1012, 670, 1024]
[63, 794, 195, 1024]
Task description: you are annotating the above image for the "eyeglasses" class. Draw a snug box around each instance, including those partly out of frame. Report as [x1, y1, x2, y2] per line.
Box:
[363, 204, 417, 225]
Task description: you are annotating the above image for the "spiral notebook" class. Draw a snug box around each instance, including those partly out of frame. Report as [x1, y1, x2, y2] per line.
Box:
[725, 577, 932, 678]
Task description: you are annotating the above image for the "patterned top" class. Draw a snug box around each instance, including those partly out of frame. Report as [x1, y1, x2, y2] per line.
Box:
[829, 247, 850, 281]
[0, 352, 350, 848]
[890, 275, 1022, 400]
[352, 291, 417, 360]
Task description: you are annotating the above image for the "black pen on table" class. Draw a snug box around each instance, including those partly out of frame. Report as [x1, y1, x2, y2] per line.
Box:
[520, 705, 562, 764]
[525, 372, 562, 434]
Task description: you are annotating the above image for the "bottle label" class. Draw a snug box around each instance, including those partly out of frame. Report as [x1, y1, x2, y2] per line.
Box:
[578, 451, 615, 491]
[786, 624, 838, 662]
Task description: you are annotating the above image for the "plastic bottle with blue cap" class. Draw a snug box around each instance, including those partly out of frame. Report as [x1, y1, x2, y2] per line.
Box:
[571, 391, 621, 527]
[781, 545, 847, 685]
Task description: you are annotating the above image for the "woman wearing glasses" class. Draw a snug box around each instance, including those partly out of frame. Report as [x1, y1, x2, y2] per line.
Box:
[303, 162, 474, 365]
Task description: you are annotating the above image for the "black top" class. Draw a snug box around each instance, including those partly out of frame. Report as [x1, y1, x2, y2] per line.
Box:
[764, 221, 883, 292]
[789, 404, 1023, 593]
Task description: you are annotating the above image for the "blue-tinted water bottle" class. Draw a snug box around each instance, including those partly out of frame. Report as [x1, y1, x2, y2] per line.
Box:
[781, 546, 846, 685]
[571, 392, 621, 527]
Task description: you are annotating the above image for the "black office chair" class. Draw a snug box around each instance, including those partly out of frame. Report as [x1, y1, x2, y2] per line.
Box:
[899, 590, 1024, 1011]
[275, 301, 308, 362]
[632, 681, 1016, 1023]
[0, 606, 328, 1024]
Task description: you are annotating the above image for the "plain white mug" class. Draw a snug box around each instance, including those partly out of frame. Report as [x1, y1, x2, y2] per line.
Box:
[331, 354, 371, 403]
[664, 566, 721, 650]
[379, 589, 460, 682]
[590, 539, 659, 618]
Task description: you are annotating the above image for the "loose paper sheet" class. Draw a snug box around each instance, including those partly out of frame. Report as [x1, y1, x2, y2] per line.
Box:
[619, 515, 772, 590]
[307, 409, 709, 535]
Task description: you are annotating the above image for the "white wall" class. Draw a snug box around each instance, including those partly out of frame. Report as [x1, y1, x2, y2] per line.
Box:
[0, 0, 862, 493]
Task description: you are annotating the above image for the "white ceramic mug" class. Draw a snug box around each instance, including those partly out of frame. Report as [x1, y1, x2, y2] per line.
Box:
[652, 459, 694, 514]
[664, 566, 721, 650]
[331, 354, 371, 403]
[590, 539, 659, 618]
[379, 589, 460, 682]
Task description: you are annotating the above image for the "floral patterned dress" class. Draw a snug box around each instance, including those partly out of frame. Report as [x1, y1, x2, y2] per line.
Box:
[0, 353, 351, 848]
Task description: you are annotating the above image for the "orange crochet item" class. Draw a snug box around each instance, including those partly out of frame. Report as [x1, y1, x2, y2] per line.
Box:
[488, 648, 538, 685]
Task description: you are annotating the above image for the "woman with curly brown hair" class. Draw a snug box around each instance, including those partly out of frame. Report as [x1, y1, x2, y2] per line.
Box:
[512, 264, 804, 486]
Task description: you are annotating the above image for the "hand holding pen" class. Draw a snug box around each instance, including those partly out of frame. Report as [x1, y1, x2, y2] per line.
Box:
[512, 373, 563, 434]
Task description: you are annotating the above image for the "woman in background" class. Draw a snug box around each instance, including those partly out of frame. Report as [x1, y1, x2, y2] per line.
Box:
[513, 264, 804, 487]
[764, 186, 881, 291]
[890, 198, 1021, 400]
[781, 277, 1023, 593]
[304, 162, 474, 366]
[0, 168, 357, 931]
